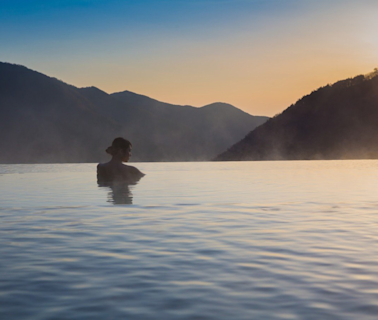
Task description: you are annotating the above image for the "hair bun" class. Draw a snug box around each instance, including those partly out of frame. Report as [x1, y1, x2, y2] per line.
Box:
[106, 146, 116, 155]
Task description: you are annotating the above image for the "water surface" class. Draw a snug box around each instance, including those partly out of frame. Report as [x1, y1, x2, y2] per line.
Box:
[1, 161, 378, 319]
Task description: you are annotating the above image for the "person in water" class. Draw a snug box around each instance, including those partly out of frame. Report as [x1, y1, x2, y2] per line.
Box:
[97, 137, 145, 183]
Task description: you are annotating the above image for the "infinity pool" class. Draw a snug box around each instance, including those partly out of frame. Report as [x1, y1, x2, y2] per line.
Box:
[1, 161, 378, 319]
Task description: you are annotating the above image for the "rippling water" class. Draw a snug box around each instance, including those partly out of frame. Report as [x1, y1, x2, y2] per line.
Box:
[1, 161, 378, 319]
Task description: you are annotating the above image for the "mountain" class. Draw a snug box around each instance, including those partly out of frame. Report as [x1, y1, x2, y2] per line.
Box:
[111, 91, 268, 160]
[215, 69, 378, 161]
[0, 62, 268, 163]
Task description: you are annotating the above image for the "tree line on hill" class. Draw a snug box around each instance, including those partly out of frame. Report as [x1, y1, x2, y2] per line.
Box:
[215, 69, 378, 161]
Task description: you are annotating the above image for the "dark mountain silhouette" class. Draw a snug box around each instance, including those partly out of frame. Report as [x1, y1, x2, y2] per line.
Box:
[0, 62, 268, 163]
[215, 69, 378, 161]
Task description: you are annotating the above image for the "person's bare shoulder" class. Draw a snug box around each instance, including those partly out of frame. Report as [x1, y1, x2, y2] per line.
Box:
[97, 162, 109, 174]
[97, 163, 107, 183]
[122, 164, 145, 179]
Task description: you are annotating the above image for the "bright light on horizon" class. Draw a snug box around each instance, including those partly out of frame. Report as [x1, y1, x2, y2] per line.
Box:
[1, 0, 377, 117]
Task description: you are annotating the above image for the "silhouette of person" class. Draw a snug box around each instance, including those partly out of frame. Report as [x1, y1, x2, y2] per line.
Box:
[97, 137, 145, 184]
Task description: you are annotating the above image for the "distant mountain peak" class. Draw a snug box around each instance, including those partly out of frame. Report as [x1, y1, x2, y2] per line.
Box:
[80, 86, 109, 95]
[201, 102, 235, 109]
[215, 67, 378, 161]
[111, 90, 178, 107]
[0, 61, 268, 163]
[81, 85, 105, 91]
[112, 89, 148, 98]
[0, 61, 69, 86]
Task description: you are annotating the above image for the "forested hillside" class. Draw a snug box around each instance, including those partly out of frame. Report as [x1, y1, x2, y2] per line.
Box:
[216, 69, 378, 161]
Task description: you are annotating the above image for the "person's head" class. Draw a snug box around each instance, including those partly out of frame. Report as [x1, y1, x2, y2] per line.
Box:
[106, 137, 132, 162]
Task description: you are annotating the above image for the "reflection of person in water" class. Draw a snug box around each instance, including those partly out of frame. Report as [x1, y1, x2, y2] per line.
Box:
[97, 137, 145, 183]
[105, 182, 133, 205]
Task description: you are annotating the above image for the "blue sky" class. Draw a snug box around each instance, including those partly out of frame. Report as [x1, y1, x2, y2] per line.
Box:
[1, 0, 377, 116]
[1, 0, 292, 48]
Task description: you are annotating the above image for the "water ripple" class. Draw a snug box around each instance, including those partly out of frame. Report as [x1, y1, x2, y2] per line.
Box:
[1, 162, 378, 319]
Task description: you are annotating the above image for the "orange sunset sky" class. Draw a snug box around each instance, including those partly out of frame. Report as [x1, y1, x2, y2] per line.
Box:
[1, 0, 377, 116]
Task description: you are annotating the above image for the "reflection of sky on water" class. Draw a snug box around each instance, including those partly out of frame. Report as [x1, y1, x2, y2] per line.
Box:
[2, 161, 378, 208]
[2, 161, 378, 319]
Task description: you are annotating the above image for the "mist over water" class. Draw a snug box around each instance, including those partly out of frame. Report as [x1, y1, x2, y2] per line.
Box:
[1, 161, 378, 319]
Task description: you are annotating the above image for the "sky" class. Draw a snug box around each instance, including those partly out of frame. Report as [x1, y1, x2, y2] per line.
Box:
[1, 0, 378, 116]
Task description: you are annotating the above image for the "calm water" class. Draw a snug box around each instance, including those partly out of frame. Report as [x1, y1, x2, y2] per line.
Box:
[1, 161, 378, 319]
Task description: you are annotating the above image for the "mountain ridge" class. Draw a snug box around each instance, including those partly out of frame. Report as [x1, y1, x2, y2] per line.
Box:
[0, 62, 268, 163]
[215, 69, 378, 161]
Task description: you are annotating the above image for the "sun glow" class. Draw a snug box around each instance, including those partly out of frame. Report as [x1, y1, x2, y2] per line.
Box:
[1, 0, 377, 117]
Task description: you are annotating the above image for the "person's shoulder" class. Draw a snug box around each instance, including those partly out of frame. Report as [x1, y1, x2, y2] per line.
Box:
[98, 161, 112, 169]
[97, 162, 107, 171]
[97, 163, 107, 183]
[122, 164, 145, 177]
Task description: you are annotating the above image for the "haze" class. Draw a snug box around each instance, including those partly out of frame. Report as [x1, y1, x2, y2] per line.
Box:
[1, 0, 377, 116]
